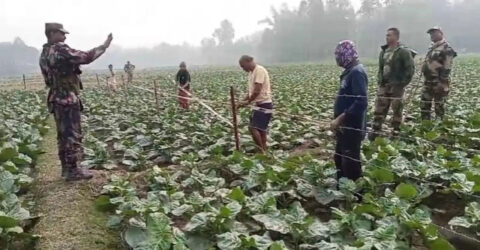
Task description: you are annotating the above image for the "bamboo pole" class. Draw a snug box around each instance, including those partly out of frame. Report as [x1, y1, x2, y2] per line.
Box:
[230, 86, 240, 151]
[153, 80, 160, 114]
[96, 73, 100, 86]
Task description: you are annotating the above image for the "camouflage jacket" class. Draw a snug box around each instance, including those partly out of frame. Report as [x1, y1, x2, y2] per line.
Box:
[39, 42, 107, 105]
[422, 39, 457, 82]
[378, 44, 416, 88]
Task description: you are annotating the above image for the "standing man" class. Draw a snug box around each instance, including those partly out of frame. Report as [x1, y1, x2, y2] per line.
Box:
[331, 40, 368, 181]
[421, 27, 457, 120]
[371, 28, 415, 140]
[237, 55, 273, 154]
[39, 23, 112, 181]
[124, 61, 135, 84]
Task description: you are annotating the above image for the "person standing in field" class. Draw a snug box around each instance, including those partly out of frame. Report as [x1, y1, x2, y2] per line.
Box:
[39, 23, 112, 181]
[124, 61, 135, 84]
[176, 61, 191, 109]
[237, 55, 273, 154]
[421, 26, 457, 120]
[331, 40, 368, 181]
[370, 28, 415, 140]
[107, 64, 117, 91]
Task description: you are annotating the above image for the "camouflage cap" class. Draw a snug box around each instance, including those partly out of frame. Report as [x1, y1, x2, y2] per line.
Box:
[45, 23, 69, 34]
[427, 26, 442, 34]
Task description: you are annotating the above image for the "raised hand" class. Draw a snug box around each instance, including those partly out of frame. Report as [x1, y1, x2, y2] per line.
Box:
[104, 33, 113, 48]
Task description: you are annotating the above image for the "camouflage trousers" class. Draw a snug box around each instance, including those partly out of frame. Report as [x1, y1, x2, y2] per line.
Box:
[372, 84, 405, 131]
[127, 73, 133, 83]
[421, 80, 449, 120]
[53, 102, 84, 173]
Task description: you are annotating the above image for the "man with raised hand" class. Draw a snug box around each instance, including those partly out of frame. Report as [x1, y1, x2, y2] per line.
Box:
[39, 23, 112, 181]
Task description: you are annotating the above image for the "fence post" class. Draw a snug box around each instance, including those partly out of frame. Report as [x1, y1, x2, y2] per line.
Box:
[96, 73, 100, 86]
[153, 80, 160, 114]
[230, 86, 240, 151]
[120, 74, 129, 105]
[23, 74, 26, 90]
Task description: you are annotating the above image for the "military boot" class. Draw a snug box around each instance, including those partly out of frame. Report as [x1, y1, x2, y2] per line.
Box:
[66, 167, 93, 182]
[60, 158, 68, 177]
[61, 166, 68, 177]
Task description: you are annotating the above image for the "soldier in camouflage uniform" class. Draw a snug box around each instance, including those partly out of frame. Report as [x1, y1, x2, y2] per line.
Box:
[370, 28, 415, 140]
[39, 23, 113, 181]
[421, 26, 457, 120]
[124, 61, 135, 84]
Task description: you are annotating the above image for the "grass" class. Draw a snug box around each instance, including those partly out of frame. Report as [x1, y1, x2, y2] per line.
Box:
[30, 118, 123, 250]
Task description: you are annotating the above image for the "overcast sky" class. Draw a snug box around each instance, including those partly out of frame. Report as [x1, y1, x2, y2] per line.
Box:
[0, 0, 361, 49]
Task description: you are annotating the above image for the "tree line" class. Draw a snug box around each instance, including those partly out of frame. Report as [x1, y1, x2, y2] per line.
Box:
[2, 0, 480, 76]
[90, 0, 480, 68]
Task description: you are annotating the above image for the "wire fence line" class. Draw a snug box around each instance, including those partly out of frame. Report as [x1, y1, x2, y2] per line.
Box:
[15, 73, 477, 244]
[128, 78, 480, 154]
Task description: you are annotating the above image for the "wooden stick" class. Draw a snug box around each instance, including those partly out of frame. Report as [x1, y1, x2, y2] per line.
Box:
[130, 84, 233, 127]
[230, 86, 240, 151]
[96, 73, 100, 86]
[153, 80, 160, 114]
[23, 74, 26, 90]
[122, 75, 129, 105]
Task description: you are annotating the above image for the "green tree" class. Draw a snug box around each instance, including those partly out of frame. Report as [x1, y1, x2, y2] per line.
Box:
[213, 19, 235, 46]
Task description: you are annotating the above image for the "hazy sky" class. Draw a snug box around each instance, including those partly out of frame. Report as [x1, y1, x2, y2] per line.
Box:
[0, 0, 361, 49]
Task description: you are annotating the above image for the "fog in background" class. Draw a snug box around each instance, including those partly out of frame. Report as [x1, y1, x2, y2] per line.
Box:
[1, 0, 479, 77]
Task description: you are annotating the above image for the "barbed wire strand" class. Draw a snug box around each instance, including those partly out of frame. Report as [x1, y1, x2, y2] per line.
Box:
[38, 75, 480, 244]
[266, 107, 480, 154]
[129, 84, 480, 201]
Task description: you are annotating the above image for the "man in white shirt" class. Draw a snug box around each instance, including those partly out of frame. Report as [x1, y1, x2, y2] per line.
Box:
[237, 55, 273, 153]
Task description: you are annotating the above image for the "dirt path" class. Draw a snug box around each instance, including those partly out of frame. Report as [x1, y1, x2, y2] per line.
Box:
[31, 118, 123, 250]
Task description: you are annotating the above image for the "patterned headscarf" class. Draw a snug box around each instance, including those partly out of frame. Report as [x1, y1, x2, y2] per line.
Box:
[335, 40, 359, 68]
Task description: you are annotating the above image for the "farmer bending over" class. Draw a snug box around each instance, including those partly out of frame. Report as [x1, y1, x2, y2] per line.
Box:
[237, 55, 273, 154]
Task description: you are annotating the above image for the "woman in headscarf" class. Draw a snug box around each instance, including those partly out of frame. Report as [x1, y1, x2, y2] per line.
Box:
[176, 61, 191, 109]
[331, 40, 368, 181]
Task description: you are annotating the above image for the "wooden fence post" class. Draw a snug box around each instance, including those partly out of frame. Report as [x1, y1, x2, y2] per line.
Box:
[230, 86, 240, 151]
[23, 74, 26, 90]
[153, 80, 160, 114]
[96, 73, 100, 86]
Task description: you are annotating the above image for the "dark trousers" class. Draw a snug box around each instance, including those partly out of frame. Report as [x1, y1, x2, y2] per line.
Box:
[334, 131, 363, 181]
[53, 102, 83, 170]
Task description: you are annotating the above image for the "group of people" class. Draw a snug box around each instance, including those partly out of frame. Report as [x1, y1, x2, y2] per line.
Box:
[106, 61, 136, 91]
[232, 27, 456, 182]
[328, 26, 456, 182]
[40, 22, 456, 183]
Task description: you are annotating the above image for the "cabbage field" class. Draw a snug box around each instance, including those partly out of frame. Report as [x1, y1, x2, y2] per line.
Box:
[0, 59, 479, 249]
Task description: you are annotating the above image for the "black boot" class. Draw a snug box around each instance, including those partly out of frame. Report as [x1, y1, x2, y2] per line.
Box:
[66, 167, 93, 182]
